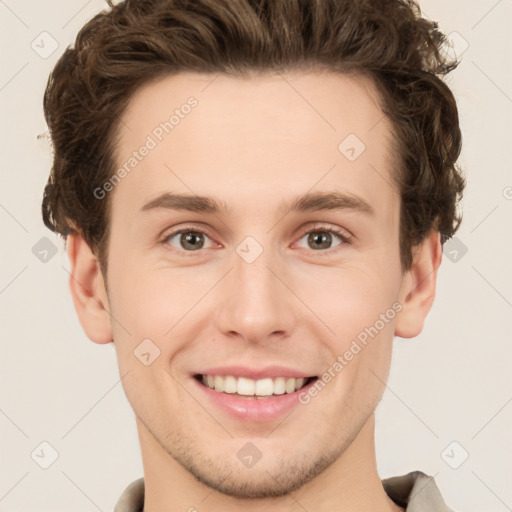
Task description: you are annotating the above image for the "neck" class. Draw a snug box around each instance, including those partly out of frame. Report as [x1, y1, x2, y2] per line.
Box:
[137, 414, 403, 512]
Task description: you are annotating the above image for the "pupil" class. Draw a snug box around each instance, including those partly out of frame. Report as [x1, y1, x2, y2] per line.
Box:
[179, 231, 332, 251]
[183, 232, 204, 250]
[309, 231, 331, 250]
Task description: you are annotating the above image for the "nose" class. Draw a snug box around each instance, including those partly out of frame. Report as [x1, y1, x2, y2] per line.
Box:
[214, 243, 297, 345]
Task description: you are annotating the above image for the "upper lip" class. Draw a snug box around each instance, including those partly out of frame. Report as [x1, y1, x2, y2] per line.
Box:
[194, 365, 316, 380]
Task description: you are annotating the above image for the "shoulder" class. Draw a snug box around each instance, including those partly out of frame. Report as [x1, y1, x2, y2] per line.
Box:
[382, 471, 455, 512]
[114, 477, 145, 512]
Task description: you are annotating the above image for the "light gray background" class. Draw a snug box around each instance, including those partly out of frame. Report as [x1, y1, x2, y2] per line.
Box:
[1, 1, 511, 510]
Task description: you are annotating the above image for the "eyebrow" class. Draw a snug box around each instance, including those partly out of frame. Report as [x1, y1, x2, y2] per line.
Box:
[140, 190, 375, 217]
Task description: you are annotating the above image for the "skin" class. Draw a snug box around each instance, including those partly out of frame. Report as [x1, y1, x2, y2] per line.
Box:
[67, 71, 442, 512]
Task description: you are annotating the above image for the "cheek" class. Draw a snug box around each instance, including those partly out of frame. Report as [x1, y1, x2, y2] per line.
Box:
[109, 259, 191, 334]
[108, 262, 214, 380]
[306, 265, 400, 409]
[305, 263, 400, 345]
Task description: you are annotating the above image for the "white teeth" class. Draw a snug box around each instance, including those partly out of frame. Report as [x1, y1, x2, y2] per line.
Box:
[237, 377, 255, 395]
[285, 378, 296, 394]
[200, 374, 312, 396]
[273, 377, 286, 395]
[214, 375, 224, 392]
[255, 378, 274, 396]
[295, 378, 306, 390]
[223, 375, 237, 393]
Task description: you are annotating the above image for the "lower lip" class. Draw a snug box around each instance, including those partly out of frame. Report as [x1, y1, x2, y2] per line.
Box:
[194, 377, 318, 422]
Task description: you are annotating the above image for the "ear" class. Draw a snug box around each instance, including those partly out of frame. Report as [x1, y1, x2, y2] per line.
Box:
[394, 230, 443, 338]
[66, 233, 113, 344]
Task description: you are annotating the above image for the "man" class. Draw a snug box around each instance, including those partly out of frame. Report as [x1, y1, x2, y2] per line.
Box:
[41, 0, 465, 510]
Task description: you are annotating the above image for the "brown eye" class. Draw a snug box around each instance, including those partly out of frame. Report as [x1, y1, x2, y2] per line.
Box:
[164, 230, 213, 251]
[295, 224, 351, 253]
[307, 231, 336, 250]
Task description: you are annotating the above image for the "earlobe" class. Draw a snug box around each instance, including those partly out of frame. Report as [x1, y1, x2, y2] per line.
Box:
[66, 233, 113, 344]
[394, 230, 443, 339]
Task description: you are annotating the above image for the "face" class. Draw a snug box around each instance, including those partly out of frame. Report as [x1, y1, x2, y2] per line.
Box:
[95, 71, 409, 497]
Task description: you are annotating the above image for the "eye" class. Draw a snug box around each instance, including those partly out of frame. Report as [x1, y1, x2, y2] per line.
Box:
[295, 224, 352, 253]
[160, 223, 352, 255]
[163, 228, 215, 252]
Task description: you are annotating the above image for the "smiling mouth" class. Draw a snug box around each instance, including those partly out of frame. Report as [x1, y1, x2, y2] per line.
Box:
[194, 374, 318, 399]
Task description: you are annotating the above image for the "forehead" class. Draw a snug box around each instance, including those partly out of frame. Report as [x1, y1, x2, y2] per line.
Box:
[111, 70, 398, 224]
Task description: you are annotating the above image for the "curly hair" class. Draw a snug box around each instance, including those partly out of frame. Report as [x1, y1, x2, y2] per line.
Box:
[42, 0, 465, 275]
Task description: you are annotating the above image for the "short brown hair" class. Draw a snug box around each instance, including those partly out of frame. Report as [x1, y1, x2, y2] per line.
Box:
[42, 0, 465, 275]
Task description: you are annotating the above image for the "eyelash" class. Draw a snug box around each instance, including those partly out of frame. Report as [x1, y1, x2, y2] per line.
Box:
[160, 223, 353, 256]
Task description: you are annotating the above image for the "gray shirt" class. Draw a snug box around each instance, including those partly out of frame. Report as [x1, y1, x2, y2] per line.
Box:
[114, 470, 455, 511]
